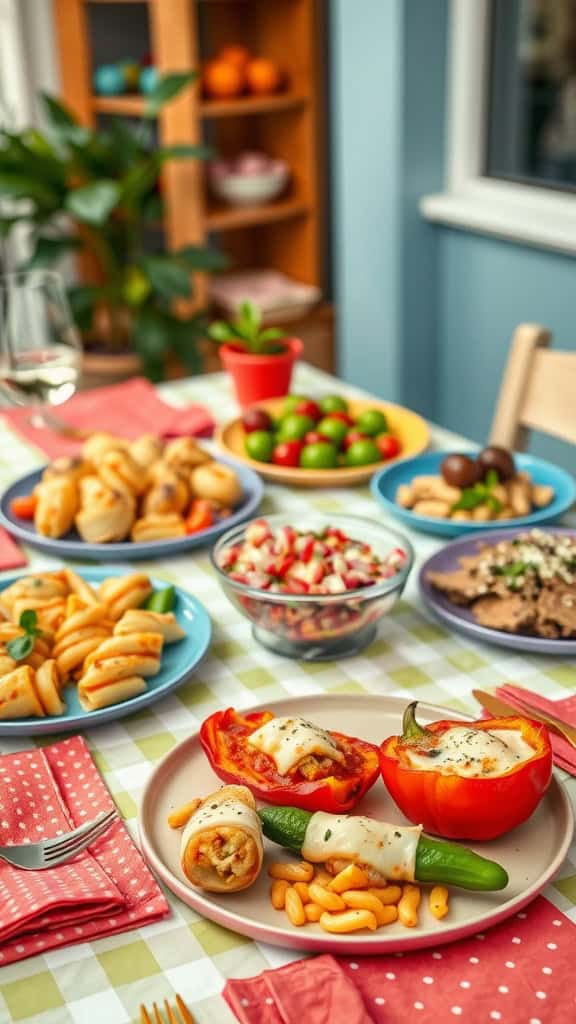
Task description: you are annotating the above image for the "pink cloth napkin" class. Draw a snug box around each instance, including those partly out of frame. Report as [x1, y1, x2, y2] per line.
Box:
[224, 897, 575, 1024]
[0, 735, 169, 964]
[0, 528, 27, 571]
[494, 685, 576, 775]
[1, 376, 214, 460]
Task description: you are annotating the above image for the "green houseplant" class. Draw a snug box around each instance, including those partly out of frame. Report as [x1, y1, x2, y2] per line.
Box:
[208, 300, 303, 406]
[0, 72, 225, 381]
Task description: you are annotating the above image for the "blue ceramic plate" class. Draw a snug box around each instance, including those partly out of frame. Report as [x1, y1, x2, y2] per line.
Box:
[0, 567, 212, 735]
[371, 451, 576, 537]
[0, 455, 263, 560]
[419, 527, 576, 655]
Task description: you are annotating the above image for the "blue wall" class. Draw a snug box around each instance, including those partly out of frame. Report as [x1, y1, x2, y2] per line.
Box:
[331, 0, 576, 472]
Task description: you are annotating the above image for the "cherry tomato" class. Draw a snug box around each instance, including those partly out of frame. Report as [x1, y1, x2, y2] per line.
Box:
[10, 495, 37, 519]
[304, 430, 328, 446]
[328, 411, 354, 426]
[242, 407, 274, 433]
[272, 440, 304, 467]
[343, 429, 370, 451]
[185, 499, 214, 533]
[375, 433, 402, 459]
[294, 399, 322, 422]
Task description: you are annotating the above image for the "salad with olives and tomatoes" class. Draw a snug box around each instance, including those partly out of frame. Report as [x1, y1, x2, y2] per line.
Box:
[396, 445, 555, 523]
[241, 394, 402, 470]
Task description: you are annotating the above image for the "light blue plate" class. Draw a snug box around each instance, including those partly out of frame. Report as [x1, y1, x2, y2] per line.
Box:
[0, 568, 211, 735]
[371, 451, 576, 537]
[0, 455, 263, 560]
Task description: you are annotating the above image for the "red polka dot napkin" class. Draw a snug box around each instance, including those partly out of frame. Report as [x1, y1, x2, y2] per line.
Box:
[223, 898, 575, 1024]
[0, 736, 169, 964]
[1, 376, 214, 460]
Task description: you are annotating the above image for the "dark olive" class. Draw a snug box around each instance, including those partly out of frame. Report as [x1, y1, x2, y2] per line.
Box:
[441, 454, 481, 488]
[477, 446, 515, 482]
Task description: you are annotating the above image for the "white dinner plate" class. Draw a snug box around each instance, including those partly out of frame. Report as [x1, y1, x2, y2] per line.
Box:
[138, 693, 573, 954]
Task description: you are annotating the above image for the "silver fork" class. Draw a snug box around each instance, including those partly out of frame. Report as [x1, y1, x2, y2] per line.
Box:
[0, 809, 117, 870]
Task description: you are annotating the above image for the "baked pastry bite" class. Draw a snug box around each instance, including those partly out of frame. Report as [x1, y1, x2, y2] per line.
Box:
[42, 456, 91, 486]
[179, 785, 264, 893]
[164, 437, 212, 473]
[131, 514, 186, 543]
[82, 432, 127, 467]
[75, 486, 135, 544]
[142, 470, 189, 516]
[35, 476, 78, 538]
[99, 449, 148, 498]
[129, 433, 164, 469]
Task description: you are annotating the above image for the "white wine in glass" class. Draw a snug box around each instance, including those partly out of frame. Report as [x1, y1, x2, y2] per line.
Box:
[0, 270, 82, 408]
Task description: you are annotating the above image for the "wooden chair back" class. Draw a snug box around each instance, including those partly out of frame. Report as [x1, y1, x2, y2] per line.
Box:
[489, 323, 576, 451]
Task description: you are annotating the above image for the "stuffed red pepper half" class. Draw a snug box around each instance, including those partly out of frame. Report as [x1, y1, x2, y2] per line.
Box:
[379, 702, 552, 840]
[200, 707, 380, 813]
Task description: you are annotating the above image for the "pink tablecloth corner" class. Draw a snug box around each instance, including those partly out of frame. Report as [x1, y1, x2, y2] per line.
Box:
[1, 376, 214, 460]
[223, 897, 575, 1024]
[0, 527, 27, 572]
[0, 735, 169, 965]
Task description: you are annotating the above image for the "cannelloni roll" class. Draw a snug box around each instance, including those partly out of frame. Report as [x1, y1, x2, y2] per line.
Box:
[180, 785, 264, 893]
[78, 673, 147, 711]
[114, 609, 186, 643]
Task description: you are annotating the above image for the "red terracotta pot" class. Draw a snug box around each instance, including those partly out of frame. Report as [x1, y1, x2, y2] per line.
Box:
[219, 337, 303, 408]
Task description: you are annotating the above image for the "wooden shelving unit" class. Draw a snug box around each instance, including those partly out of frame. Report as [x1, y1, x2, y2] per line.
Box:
[53, 0, 332, 371]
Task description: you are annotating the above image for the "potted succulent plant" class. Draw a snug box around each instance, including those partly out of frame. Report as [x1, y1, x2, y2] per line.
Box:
[0, 73, 226, 384]
[208, 301, 303, 406]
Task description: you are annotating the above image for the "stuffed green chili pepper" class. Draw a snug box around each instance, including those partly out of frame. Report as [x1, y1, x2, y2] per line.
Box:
[259, 806, 508, 892]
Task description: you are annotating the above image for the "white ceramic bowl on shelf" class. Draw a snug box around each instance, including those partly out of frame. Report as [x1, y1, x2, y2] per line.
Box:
[209, 159, 289, 206]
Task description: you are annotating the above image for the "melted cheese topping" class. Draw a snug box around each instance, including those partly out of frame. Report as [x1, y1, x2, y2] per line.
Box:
[181, 796, 262, 854]
[405, 727, 536, 778]
[302, 811, 422, 882]
[247, 716, 345, 776]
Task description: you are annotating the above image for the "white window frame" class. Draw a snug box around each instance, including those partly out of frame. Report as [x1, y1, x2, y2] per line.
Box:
[420, 0, 576, 255]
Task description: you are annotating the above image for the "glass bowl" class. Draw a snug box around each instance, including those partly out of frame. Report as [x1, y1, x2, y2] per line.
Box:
[210, 513, 414, 660]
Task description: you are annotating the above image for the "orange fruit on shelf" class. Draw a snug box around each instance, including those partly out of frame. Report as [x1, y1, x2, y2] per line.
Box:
[219, 44, 251, 71]
[245, 57, 283, 95]
[203, 59, 245, 99]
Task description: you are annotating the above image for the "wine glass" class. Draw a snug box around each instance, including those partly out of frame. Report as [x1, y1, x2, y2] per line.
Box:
[0, 269, 82, 430]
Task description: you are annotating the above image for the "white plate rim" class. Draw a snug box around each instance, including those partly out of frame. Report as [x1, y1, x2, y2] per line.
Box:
[138, 692, 574, 954]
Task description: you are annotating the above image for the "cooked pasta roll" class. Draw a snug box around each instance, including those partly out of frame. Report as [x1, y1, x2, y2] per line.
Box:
[0, 573, 69, 612]
[11, 597, 66, 633]
[98, 574, 153, 620]
[98, 449, 148, 498]
[82, 632, 163, 673]
[55, 603, 109, 641]
[142, 475, 190, 517]
[180, 785, 264, 893]
[82, 432, 127, 467]
[42, 456, 91, 486]
[78, 674, 146, 711]
[63, 568, 100, 607]
[129, 433, 164, 469]
[114, 609, 185, 643]
[53, 626, 112, 679]
[34, 476, 78, 538]
[0, 666, 45, 719]
[35, 660, 65, 716]
[164, 437, 211, 473]
[0, 623, 22, 643]
[131, 514, 186, 543]
[0, 654, 17, 677]
[75, 487, 135, 544]
[22, 635, 54, 670]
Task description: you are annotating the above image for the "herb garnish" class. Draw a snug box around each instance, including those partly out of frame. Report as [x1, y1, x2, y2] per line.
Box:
[451, 469, 502, 514]
[323, 829, 332, 842]
[6, 610, 43, 661]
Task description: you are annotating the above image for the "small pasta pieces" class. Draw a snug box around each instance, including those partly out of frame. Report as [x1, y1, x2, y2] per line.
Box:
[285, 886, 306, 927]
[304, 902, 323, 923]
[270, 879, 290, 910]
[429, 885, 449, 920]
[367, 885, 402, 906]
[398, 883, 421, 928]
[327, 863, 369, 893]
[308, 883, 346, 912]
[268, 861, 314, 883]
[341, 890, 397, 927]
[319, 909, 378, 934]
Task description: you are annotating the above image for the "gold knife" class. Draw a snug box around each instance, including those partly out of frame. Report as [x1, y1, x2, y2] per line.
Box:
[472, 689, 576, 751]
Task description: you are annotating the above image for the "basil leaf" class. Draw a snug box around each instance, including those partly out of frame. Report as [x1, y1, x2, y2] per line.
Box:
[6, 634, 34, 661]
[19, 609, 38, 633]
[485, 468, 499, 489]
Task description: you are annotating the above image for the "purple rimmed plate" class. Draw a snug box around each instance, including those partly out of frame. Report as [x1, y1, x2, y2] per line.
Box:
[419, 527, 576, 655]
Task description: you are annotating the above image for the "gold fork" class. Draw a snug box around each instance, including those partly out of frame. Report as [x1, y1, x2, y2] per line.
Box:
[140, 994, 195, 1024]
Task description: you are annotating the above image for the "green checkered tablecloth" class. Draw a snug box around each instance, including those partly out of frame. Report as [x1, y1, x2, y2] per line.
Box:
[0, 365, 574, 1024]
